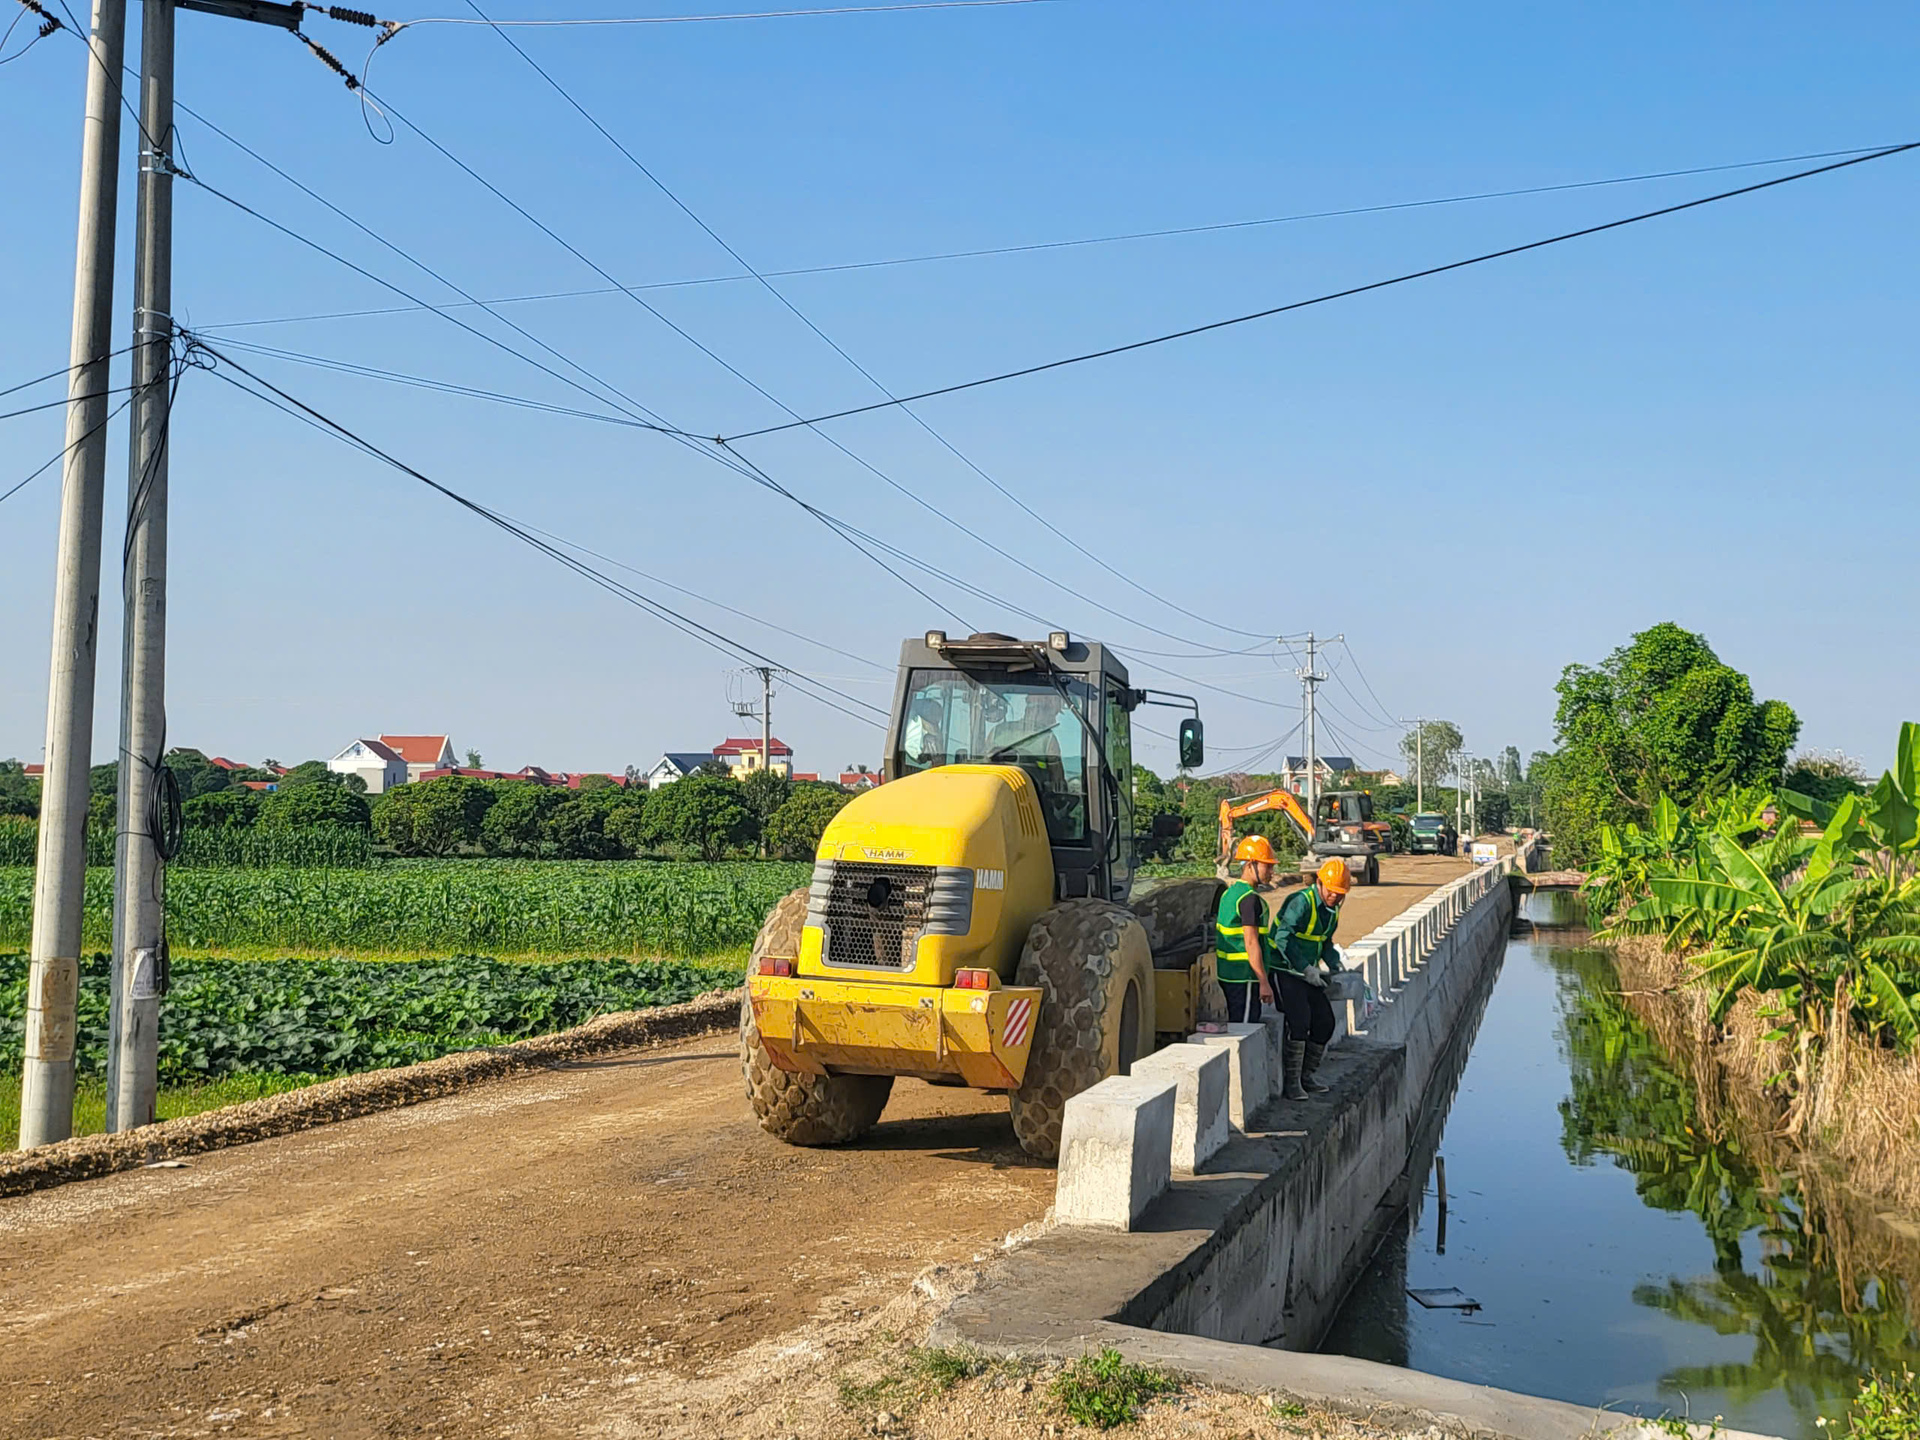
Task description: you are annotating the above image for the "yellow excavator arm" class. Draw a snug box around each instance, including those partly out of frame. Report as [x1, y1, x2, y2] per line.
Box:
[1216, 788, 1316, 869]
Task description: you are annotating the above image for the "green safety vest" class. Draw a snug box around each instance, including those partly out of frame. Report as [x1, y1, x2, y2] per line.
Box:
[1270, 886, 1340, 975]
[1214, 880, 1268, 984]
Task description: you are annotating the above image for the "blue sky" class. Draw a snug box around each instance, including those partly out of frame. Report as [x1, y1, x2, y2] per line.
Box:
[3, 1, 1915, 781]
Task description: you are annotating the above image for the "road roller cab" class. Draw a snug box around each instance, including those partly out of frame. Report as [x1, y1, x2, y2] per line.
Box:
[743, 632, 1220, 1160]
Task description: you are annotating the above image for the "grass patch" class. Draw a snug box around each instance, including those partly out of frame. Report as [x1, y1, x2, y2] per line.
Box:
[837, 1347, 995, 1419]
[1051, 1347, 1183, 1429]
[0, 1071, 317, 1150]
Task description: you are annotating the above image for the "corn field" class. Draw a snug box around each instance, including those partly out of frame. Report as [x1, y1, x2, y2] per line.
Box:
[0, 818, 374, 868]
[0, 860, 811, 958]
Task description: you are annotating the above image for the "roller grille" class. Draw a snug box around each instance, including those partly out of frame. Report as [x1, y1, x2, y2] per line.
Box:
[821, 862, 936, 970]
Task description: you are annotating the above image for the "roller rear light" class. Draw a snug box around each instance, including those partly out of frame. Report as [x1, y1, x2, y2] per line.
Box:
[952, 968, 995, 990]
[755, 955, 794, 977]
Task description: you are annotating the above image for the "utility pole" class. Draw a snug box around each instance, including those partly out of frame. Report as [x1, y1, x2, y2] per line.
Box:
[18, 0, 129, 1150]
[731, 666, 779, 775]
[106, 0, 176, 1133]
[732, 666, 780, 855]
[1410, 718, 1425, 812]
[1295, 634, 1333, 823]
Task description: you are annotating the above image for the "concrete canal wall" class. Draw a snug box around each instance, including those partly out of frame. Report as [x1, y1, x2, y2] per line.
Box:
[930, 840, 1762, 1440]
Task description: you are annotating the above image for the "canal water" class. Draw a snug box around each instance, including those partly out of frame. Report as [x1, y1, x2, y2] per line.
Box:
[1321, 890, 1920, 1440]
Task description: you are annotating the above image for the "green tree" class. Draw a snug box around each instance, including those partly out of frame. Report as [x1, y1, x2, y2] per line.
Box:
[1131, 764, 1182, 860]
[1400, 721, 1463, 800]
[0, 759, 37, 819]
[372, 777, 490, 855]
[603, 792, 649, 857]
[465, 748, 483, 769]
[163, 748, 231, 799]
[260, 781, 372, 831]
[183, 789, 261, 830]
[764, 785, 853, 860]
[549, 797, 615, 859]
[1544, 622, 1799, 863]
[644, 775, 755, 860]
[739, 768, 791, 857]
[277, 759, 367, 795]
[479, 783, 566, 856]
[1784, 750, 1870, 807]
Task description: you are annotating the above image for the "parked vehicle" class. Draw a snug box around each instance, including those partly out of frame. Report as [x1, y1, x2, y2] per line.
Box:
[1406, 811, 1457, 856]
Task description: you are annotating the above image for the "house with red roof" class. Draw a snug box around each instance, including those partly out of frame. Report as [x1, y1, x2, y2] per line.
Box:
[712, 736, 793, 780]
[377, 734, 458, 784]
[328, 738, 409, 794]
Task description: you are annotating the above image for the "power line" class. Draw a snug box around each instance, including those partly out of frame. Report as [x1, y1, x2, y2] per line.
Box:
[0, 347, 132, 403]
[725, 142, 1920, 441]
[167, 105, 976, 628]
[0, 384, 137, 423]
[1331, 638, 1403, 730]
[0, 393, 135, 507]
[423, 0, 1267, 646]
[362, 74, 1268, 653]
[188, 142, 1903, 335]
[201, 334, 659, 430]
[195, 341, 892, 729]
[385, 0, 1046, 30]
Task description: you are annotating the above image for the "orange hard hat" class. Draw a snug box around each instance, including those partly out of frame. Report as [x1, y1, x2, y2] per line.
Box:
[1316, 858, 1353, 896]
[1233, 834, 1278, 865]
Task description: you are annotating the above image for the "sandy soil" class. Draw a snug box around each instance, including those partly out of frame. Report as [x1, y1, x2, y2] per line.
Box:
[0, 854, 1474, 1439]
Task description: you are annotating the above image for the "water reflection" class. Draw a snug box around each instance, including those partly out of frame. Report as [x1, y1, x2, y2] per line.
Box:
[1558, 940, 1920, 1427]
[1321, 893, 1920, 1439]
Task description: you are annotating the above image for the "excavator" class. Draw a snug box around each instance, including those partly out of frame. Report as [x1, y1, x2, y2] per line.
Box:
[1216, 786, 1390, 887]
[740, 631, 1230, 1161]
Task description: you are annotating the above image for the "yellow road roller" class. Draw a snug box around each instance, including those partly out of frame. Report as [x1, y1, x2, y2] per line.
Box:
[741, 630, 1225, 1160]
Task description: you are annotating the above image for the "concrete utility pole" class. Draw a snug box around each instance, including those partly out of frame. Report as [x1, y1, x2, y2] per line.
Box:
[1410, 718, 1425, 812]
[730, 667, 779, 774]
[19, 0, 130, 1150]
[106, 0, 176, 1132]
[1295, 635, 1333, 824]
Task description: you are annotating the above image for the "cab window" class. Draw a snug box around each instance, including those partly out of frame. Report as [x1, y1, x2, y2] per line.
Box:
[895, 668, 1090, 843]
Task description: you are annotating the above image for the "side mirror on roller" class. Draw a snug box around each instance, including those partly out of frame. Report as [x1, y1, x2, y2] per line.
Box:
[1178, 717, 1204, 770]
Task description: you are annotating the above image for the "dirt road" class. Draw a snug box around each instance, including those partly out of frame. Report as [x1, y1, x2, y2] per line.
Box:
[0, 854, 1474, 1439]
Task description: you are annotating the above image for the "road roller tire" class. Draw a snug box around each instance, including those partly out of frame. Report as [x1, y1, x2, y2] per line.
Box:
[740, 885, 893, 1146]
[1008, 898, 1156, 1161]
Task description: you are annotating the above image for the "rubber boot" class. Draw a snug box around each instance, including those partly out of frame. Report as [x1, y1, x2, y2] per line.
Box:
[1302, 1041, 1332, 1093]
[1282, 1040, 1310, 1101]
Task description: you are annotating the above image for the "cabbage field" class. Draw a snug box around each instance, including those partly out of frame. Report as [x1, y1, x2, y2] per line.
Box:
[0, 951, 742, 1083]
[0, 859, 810, 959]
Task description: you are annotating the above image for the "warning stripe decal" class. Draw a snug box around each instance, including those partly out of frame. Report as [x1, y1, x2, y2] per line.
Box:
[1002, 997, 1034, 1050]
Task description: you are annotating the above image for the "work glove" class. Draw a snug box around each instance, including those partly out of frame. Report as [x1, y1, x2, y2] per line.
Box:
[1301, 966, 1325, 989]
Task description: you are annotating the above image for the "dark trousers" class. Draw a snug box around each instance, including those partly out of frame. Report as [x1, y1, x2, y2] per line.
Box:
[1222, 980, 1262, 1024]
[1273, 970, 1335, 1045]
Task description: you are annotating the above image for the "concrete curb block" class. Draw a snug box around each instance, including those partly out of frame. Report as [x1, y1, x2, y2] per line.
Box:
[1188, 1025, 1266, 1131]
[1132, 1044, 1228, 1173]
[0, 988, 744, 1199]
[1055, 1073, 1177, 1229]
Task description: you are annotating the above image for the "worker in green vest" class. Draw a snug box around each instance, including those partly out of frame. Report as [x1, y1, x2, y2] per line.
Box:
[1268, 858, 1351, 1100]
[1213, 834, 1281, 1025]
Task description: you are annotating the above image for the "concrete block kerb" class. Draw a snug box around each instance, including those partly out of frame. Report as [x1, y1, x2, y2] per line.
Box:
[1188, 1024, 1268, 1131]
[1131, 1044, 1229, 1173]
[1055, 1073, 1177, 1230]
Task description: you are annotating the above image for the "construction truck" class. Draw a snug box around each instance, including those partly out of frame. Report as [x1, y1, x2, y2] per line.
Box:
[740, 631, 1227, 1161]
[1214, 786, 1389, 887]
